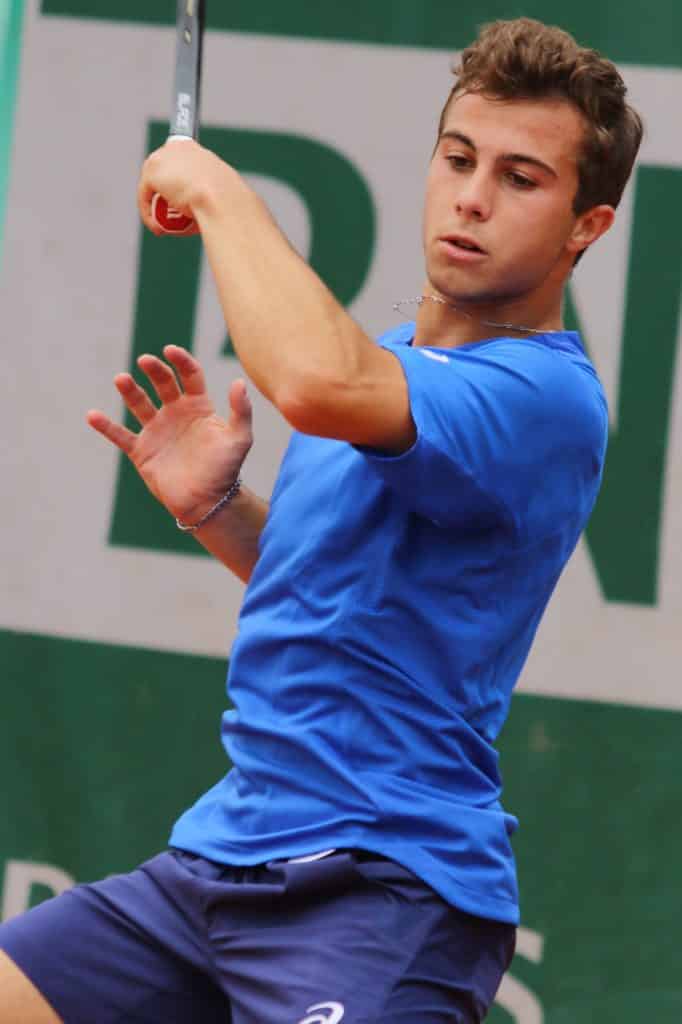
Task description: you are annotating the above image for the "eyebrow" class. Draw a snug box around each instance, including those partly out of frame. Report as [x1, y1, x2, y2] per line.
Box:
[439, 130, 558, 178]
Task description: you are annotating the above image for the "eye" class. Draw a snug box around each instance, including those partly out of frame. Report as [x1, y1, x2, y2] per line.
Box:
[445, 153, 473, 170]
[506, 171, 536, 189]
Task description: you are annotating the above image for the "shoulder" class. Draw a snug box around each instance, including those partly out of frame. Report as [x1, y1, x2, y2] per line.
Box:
[450, 333, 607, 430]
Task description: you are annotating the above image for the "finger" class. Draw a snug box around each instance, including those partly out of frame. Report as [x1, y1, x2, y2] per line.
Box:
[228, 378, 253, 431]
[137, 354, 182, 403]
[86, 410, 137, 456]
[163, 345, 207, 396]
[114, 373, 158, 425]
[138, 179, 162, 236]
[138, 151, 163, 225]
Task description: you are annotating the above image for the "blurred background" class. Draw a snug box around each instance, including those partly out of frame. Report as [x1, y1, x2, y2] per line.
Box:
[1, 1, 681, 1019]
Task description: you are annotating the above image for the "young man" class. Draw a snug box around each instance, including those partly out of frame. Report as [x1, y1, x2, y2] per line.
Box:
[0, 17, 642, 1024]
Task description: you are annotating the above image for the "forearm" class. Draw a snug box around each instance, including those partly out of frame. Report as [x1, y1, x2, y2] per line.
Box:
[193, 174, 373, 428]
[188, 485, 269, 583]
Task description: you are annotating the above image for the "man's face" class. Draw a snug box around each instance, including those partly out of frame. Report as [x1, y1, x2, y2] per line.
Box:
[422, 91, 588, 309]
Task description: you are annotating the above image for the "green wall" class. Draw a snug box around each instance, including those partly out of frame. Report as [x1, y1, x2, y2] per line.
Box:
[41, 0, 682, 69]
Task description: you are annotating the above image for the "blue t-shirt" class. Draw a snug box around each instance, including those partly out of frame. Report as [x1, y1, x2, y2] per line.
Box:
[171, 323, 608, 924]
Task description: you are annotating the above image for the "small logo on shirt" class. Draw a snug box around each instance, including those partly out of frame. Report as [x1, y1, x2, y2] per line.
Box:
[419, 349, 449, 364]
[296, 1002, 345, 1024]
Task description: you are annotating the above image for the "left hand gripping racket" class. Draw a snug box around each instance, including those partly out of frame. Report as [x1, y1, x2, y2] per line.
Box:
[151, 0, 206, 235]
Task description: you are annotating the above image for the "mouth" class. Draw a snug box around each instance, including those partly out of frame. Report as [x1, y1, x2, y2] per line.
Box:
[441, 234, 487, 255]
[437, 234, 488, 265]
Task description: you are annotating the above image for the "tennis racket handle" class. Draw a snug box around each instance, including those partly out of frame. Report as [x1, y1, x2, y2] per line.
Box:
[150, 135, 195, 235]
[150, 194, 195, 234]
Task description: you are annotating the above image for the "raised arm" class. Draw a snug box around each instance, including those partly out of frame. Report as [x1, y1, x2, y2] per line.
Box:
[137, 142, 416, 454]
[87, 345, 267, 582]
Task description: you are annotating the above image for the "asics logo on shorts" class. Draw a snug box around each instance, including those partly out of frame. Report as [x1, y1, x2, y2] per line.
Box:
[296, 1001, 345, 1024]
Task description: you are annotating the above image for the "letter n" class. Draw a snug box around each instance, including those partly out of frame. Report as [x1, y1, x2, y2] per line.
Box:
[568, 166, 682, 605]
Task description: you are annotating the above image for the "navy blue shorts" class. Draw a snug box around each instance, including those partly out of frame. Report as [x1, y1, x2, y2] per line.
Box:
[0, 849, 515, 1023]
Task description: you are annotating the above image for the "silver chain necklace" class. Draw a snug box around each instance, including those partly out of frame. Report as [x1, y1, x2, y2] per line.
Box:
[393, 294, 559, 336]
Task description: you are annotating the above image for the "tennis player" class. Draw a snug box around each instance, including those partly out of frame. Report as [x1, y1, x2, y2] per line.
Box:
[0, 17, 642, 1024]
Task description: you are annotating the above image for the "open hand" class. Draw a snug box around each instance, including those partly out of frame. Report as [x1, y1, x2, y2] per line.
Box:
[87, 346, 252, 525]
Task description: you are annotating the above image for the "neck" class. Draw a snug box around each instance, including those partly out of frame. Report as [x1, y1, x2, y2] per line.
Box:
[411, 288, 565, 349]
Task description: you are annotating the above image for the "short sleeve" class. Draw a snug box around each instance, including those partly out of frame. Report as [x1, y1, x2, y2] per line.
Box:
[357, 339, 608, 539]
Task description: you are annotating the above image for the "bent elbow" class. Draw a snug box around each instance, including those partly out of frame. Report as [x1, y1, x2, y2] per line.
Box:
[275, 371, 350, 438]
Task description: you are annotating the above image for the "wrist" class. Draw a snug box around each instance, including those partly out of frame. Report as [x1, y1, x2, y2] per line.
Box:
[176, 478, 243, 533]
[192, 165, 262, 229]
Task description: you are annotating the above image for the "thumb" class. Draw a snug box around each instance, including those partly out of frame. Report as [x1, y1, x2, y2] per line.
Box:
[228, 378, 252, 432]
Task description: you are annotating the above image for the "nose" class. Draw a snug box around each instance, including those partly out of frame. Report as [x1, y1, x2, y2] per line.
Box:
[455, 167, 493, 221]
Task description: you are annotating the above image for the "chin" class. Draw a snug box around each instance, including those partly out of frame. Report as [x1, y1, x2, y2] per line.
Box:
[428, 267, 532, 309]
[427, 277, 494, 308]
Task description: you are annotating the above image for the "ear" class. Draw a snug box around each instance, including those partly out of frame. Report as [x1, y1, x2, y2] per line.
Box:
[567, 204, 616, 257]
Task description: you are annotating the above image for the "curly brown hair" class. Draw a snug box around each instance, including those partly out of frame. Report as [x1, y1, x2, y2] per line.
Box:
[438, 18, 643, 219]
